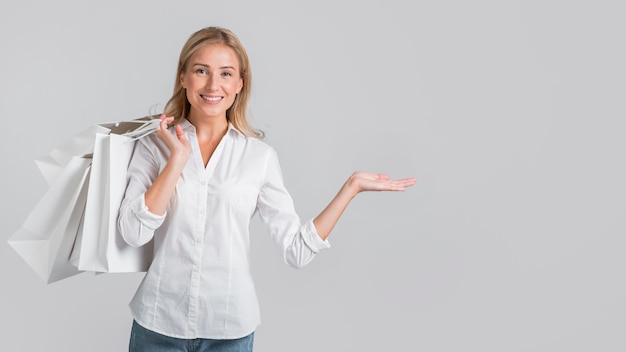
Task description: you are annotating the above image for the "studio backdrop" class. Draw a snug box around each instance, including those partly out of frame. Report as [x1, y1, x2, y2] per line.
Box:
[1, 1, 624, 351]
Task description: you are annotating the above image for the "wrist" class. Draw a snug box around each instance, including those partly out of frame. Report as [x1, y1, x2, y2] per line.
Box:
[167, 152, 189, 170]
[342, 175, 360, 199]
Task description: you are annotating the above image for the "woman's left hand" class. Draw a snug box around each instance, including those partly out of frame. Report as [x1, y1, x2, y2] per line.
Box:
[345, 171, 416, 196]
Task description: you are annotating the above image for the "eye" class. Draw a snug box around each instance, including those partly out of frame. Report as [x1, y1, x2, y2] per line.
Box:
[195, 68, 208, 75]
[221, 71, 233, 77]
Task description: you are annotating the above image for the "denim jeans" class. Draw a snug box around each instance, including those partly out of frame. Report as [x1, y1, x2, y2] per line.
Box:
[129, 320, 255, 352]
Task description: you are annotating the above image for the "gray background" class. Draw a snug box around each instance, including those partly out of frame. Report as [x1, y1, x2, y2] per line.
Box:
[1, 0, 624, 351]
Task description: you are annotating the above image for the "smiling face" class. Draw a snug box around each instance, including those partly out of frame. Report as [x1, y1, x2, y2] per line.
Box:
[180, 43, 243, 123]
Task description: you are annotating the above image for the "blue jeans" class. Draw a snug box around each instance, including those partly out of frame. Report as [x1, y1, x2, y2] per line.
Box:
[129, 320, 255, 352]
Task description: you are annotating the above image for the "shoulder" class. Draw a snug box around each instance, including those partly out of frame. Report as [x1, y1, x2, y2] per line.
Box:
[244, 134, 273, 152]
[137, 129, 164, 149]
[134, 129, 170, 160]
[231, 127, 276, 156]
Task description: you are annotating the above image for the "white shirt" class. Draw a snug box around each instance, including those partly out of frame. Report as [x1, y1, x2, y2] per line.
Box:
[118, 119, 330, 339]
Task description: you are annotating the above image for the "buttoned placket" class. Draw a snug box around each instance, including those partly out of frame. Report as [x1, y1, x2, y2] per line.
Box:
[188, 178, 208, 336]
[186, 128, 229, 336]
[187, 132, 203, 336]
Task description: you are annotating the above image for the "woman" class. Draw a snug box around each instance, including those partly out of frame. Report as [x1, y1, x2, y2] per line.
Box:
[118, 26, 415, 351]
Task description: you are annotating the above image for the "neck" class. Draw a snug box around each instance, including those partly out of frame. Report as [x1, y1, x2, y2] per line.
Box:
[187, 114, 229, 141]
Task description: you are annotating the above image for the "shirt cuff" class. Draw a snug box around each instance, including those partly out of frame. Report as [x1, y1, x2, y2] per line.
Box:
[301, 218, 331, 253]
[131, 194, 166, 230]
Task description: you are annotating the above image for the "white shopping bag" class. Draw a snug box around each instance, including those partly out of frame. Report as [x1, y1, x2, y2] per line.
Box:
[9, 116, 160, 283]
[8, 155, 92, 284]
[34, 125, 109, 185]
[75, 119, 159, 273]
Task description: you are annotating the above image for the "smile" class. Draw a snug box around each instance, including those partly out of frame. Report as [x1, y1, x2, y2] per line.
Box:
[201, 95, 223, 103]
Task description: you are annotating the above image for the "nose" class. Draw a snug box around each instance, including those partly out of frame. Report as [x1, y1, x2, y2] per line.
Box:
[205, 73, 218, 91]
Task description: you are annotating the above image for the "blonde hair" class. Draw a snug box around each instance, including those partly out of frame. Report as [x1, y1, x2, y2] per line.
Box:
[164, 26, 263, 138]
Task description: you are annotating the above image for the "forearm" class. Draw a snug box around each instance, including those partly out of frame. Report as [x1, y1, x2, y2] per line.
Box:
[144, 156, 187, 215]
[118, 195, 163, 247]
[313, 178, 359, 241]
[311, 172, 416, 240]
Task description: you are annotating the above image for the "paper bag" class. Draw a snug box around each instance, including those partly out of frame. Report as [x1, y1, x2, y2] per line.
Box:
[8, 155, 92, 284]
[9, 116, 160, 283]
[34, 125, 109, 185]
[76, 120, 159, 272]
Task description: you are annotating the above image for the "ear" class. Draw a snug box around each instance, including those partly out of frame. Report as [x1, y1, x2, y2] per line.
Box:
[180, 72, 186, 89]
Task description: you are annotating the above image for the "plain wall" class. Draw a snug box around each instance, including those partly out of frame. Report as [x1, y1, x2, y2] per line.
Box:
[1, 0, 625, 351]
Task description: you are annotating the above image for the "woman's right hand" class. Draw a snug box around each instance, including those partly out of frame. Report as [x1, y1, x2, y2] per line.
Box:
[144, 114, 192, 215]
[156, 114, 191, 166]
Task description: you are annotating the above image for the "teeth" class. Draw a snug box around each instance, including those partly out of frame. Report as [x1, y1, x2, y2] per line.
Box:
[202, 95, 222, 102]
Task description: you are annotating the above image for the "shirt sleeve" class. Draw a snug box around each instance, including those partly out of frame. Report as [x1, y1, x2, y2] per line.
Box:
[256, 147, 330, 268]
[118, 137, 166, 248]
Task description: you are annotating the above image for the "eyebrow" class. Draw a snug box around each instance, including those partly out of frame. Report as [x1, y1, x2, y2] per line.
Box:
[192, 63, 236, 70]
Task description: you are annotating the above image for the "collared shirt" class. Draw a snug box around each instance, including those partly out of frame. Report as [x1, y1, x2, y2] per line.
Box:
[118, 119, 330, 339]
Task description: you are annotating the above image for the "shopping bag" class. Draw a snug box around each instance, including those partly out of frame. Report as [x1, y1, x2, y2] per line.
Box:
[75, 119, 159, 273]
[7, 155, 92, 284]
[9, 116, 160, 283]
[34, 124, 109, 185]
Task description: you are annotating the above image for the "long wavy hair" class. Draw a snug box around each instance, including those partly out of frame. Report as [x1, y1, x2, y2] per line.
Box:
[164, 26, 263, 138]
